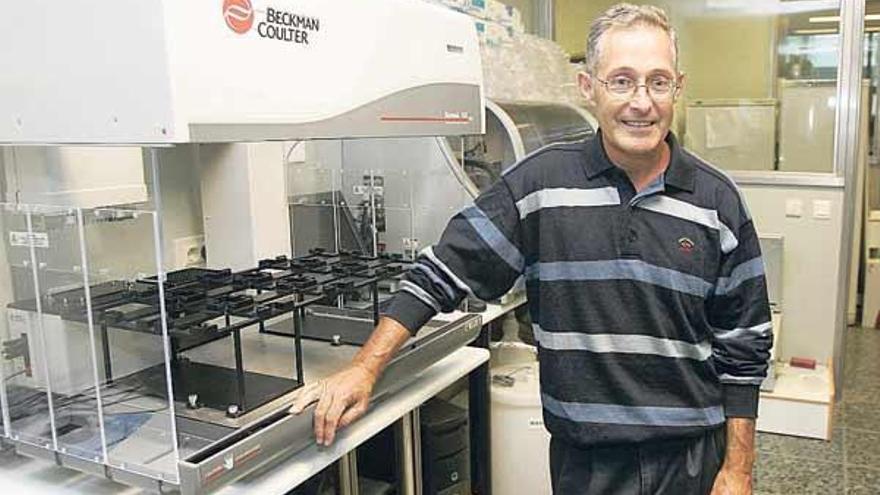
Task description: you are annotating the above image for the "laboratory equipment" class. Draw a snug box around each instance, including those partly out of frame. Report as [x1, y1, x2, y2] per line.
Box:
[292, 100, 596, 262]
[490, 359, 550, 495]
[0, 0, 485, 492]
[420, 398, 471, 495]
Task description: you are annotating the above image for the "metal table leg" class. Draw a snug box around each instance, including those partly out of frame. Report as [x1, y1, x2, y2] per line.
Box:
[396, 411, 422, 495]
[339, 450, 359, 495]
[468, 321, 494, 495]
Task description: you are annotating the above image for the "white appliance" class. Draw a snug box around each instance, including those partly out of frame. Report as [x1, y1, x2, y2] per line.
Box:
[490, 351, 551, 495]
[862, 211, 880, 328]
[0, 0, 484, 144]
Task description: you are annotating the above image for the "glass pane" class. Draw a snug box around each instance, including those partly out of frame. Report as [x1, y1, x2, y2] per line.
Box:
[777, 80, 839, 173]
[29, 205, 106, 464]
[0, 203, 58, 451]
[553, 0, 847, 174]
[79, 207, 180, 483]
[466, 114, 517, 191]
[340, 168, 376, 256]
[288, 167, 347, 256]
[373, 169, 413, 259]
[498, 101, 596, 155]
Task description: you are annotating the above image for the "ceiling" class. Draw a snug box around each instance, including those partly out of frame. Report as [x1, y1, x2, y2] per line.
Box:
[784, 1, 880, 35]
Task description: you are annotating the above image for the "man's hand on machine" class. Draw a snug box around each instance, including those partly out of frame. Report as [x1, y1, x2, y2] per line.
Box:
[288, 317, 411, 446]
[289, 362, 378, 446]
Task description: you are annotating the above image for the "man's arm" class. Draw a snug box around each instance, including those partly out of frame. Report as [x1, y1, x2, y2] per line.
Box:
[707, 192, 773, 494]
[289, 316, 410, 446]
[711, 418, 755, 494]
[290, 178, 525, 445]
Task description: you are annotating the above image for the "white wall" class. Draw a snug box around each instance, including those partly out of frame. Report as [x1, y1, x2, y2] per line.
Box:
[80, 146, 205, 279]
[741, 185, 844, 363]
[200, 143, 290, 270]
[151, 146, 205, 267]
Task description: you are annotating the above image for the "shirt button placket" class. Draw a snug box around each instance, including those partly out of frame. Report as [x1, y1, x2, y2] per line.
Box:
[621, 206, 640, 258]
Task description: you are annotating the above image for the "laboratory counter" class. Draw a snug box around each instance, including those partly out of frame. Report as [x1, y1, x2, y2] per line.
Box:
[0, 297, 526, 494]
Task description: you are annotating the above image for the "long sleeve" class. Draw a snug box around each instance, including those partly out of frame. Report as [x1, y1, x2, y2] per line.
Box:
[707, 212, 774, 418]
[382, 177, 525, 333]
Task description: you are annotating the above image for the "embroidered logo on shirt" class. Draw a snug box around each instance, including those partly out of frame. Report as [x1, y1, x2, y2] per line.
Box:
[678, 237, 695, 253]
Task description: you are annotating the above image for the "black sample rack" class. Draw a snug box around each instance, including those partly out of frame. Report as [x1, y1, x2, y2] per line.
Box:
[7, 250, 411, 418]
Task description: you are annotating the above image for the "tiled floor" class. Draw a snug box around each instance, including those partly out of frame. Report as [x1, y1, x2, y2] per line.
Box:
[754, 326, 880, 494]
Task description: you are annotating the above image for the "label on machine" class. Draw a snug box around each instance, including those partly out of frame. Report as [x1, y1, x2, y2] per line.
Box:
[9, 231, 49, 249]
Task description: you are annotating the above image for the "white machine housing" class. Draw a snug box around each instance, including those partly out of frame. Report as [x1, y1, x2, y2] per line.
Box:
[0, 0, 484, 144]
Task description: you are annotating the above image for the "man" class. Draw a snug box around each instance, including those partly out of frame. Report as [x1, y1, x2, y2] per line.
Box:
[291, 4, 771, 494]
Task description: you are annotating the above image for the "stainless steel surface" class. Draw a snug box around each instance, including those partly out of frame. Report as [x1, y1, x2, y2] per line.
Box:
[176, 313, 482, 494]
[178, 331, 357, 428]
[833, 0, 866, 399]
[412, 408, 422, 495]
[0, 346, 492, 495]
[214, 346, 489, 495]
[339, 451, 359, 495]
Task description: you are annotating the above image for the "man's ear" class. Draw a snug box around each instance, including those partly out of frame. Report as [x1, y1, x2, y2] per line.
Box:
[577, 71, 597, 108]
[674, 72, 686, 101]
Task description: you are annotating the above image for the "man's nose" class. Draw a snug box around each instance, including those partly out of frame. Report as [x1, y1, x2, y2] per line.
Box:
[628, 87, 652, 111]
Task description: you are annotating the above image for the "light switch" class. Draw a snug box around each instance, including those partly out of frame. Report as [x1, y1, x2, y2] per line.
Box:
[785, 199, 803, 218]
[813, 200, 832, 220]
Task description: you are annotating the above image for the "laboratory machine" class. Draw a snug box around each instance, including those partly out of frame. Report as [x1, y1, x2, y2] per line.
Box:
[0, 0, 486, 493]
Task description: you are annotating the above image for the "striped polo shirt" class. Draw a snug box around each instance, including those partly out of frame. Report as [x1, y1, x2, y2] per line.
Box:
[384, 131, 773, 447]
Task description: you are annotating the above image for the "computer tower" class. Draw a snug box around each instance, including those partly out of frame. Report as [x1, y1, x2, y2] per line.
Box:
[420, 398, 470, 495]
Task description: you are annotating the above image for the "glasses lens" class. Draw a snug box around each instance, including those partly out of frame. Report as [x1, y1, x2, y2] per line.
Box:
[608, 77, 634, 94]
[649, 78, 673, 95]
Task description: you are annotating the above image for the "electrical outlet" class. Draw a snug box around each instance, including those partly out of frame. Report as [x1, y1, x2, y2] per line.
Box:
[812, 200, 832, 220]
[785, 199, 803, 218]
[174, 235, 206, 269]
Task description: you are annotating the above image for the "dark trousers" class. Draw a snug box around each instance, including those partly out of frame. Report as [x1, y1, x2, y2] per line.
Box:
[550, 427, 726, 495]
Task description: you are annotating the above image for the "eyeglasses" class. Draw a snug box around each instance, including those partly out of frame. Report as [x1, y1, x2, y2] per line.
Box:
[595, 75, 680, 101]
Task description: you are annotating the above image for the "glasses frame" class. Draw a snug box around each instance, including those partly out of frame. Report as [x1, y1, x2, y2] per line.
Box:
[594, 75, 682, 101]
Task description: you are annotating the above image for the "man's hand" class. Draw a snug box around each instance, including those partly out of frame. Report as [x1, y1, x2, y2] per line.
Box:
[710, 466, 752, 495]
[711, 418, 756, 495]
[288, 316, 412, 446]
[289, 363, 377, 446]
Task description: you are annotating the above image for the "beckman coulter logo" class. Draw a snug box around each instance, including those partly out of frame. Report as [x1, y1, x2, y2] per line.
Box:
[223, 0, 255, 34]
[222, 0, 322, 45]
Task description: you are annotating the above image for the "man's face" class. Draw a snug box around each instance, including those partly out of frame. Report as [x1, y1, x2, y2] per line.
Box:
[578, 26, 682, 159]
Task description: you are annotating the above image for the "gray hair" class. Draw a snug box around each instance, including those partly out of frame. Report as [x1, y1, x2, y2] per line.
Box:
[584, 3, 678, 75]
